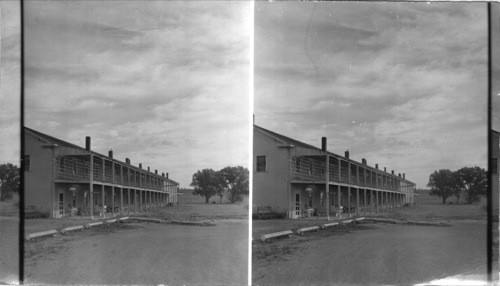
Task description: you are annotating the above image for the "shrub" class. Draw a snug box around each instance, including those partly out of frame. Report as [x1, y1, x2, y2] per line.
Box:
[24, 211, 50, 219]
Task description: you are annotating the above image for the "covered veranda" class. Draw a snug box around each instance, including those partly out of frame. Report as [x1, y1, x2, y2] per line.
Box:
[54, 182, 171, 219]
[290, 182, 406, 219]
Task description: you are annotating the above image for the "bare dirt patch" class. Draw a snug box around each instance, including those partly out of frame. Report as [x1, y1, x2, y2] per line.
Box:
[25, 222, 248, 285]
[252, 204, 488, 285]
[253, 222, 487, 285]
[25, 222, 140, 261]
[253, 223, 372, 262]
[25, 217, 99, 234]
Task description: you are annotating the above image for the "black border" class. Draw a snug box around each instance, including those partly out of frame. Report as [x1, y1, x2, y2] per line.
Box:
[488, 2, 493, 283]
[19, 0, 24, 284]
[14, 2, 499, 285]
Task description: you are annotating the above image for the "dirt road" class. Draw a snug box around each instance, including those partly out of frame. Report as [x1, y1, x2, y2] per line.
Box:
[25, 220, 248, 285]
[253, 221, 487, 285]
[0, 216, 19, 284]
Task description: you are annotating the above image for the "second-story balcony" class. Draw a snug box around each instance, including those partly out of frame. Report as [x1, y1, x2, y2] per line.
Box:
[55, 155, 90, 181]
[55, 155, 166, 191]
[291, 156, 326, 182]
[290, 155, 407, 193]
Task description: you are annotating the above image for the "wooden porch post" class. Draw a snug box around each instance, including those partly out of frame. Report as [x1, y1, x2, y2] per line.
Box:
[102, 158, 105, 218]
[127, 188, 130, 214]
[348, 187, 351, 218]
[90, 153, 94, 220]
[325, 153, 330, 220]
[120, 187, 123, 216]
[120, 165, 123, 215]
[337, 185, 341, 218]
[364, 189, 367, 216]
[112, 161, 115, 217]
[356, 188, 360, 216]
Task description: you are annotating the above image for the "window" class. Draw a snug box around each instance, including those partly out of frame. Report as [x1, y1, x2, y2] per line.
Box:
[23, 155, 31, 172]
[59, 157, 65, 173]
[492, 158, 498, 175]
[256, 156, 266, 172]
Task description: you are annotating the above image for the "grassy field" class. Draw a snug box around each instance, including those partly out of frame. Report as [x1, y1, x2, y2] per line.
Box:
[375, 203, 486, 221]
[0, 194, 19, 217]
[179, 188, 250, 205]
[137, 202, 249, 221]
[25, 199, 249, 234]
[252, 202, 486, 241]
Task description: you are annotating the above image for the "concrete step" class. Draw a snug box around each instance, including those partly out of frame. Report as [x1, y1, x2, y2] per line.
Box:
[261, 230, 294, 242]
[85, 221, 104, 228]
[296, 226, 320, 234]
[25, 230, 57, 241]
[61, 225, 84, 235]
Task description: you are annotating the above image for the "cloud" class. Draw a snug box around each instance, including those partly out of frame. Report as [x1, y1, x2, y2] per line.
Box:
[0, 1, 21, 165]
[25, 1, 252, 187]
[255, 2, 486, 188]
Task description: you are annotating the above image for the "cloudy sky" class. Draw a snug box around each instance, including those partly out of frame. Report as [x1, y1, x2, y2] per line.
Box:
[23, 1, 252, 187]
[254, 2, 488, 188]
[1, 1, 499, 189]
[0, 1, 21, 165]
[493, 3, 500, 132]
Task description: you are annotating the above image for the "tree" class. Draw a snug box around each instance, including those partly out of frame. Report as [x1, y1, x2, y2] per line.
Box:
[455, 166, 487, 204]
[449, 171, 463, 204]
[190, 169, 221, 204]
[0, 163, 20, 201]
[427, 169, 455, 204]
[219, 166, 249, 203]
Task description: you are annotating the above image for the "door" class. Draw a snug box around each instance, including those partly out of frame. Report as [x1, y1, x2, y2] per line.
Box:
[58, 193, 64, 216]
[295, 193, 301, 217]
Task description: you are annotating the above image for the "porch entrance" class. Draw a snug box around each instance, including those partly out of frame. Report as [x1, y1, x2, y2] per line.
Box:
[58, 193, 64, 216]
[295, 193, 300, 218]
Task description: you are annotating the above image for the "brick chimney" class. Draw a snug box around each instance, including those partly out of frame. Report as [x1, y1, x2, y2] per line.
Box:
[85, 136, 91, 151]
[321, 137, 327, 152]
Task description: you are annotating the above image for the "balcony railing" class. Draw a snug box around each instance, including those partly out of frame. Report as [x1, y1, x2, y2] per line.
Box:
[290, 155, 406, 192]
[55, 155, 90, 181]
[55, 155, 167, 191]
[291, 157, 326, 181]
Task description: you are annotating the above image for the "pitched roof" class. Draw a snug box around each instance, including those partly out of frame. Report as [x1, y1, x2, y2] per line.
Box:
[253, 124, 323, 152]
[254, 124, 413, 182]
[24, 126, 178, 184]
[25, 126, 85, 151]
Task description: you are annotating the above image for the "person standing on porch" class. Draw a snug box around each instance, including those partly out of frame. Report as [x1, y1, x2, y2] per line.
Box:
[339, 205, 343, 219]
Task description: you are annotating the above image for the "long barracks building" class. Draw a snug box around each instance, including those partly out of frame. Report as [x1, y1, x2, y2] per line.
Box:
[253, 125, 416, 219]
[24, 127, 179, 218]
